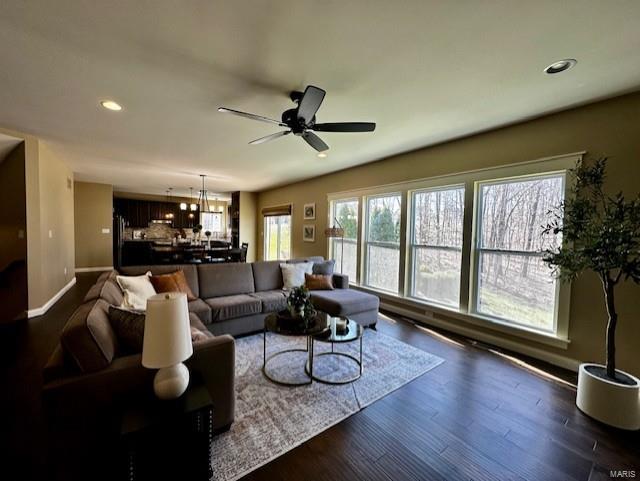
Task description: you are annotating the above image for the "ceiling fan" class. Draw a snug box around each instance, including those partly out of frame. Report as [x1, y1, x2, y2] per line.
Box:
[218, 85, 375, 153]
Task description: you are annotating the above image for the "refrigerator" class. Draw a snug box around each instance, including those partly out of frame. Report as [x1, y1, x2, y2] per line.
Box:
[113, 215, 126, 269]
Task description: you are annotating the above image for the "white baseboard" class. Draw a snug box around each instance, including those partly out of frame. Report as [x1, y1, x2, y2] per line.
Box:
[381, 301, 581, 372]
[27, 277, 77, 318]
[75, 266, 113, 273]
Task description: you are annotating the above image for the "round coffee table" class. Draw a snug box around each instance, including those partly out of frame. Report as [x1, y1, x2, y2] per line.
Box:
[305, 316, 364, 385]
[262, 312, 330, 386]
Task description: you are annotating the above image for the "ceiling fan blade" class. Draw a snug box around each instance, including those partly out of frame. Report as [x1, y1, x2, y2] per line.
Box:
[218, 107, 286, 127]
[248, 130, 291, 145]
[302, 131, 329, 152]
[297, 86, 326, 124]
[312, 122, 376, 132]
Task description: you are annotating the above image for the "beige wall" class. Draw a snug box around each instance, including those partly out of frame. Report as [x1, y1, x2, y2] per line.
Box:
[239, 192, 257, 262]
[33, 142, 75, 308]
[257, 91, 640, 375]
[74, 181, 113, 268]
[1, 126, 76, 312]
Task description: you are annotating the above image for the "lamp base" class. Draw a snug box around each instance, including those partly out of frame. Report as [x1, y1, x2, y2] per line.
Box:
[153, 363, 189, 400]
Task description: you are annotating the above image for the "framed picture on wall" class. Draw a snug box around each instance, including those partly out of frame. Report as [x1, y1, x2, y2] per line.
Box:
[303, 224, 315, 242]
[303, 203, 316, 220]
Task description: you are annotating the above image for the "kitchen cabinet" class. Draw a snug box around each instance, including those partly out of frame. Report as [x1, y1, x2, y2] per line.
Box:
[114, 198, 199, 229]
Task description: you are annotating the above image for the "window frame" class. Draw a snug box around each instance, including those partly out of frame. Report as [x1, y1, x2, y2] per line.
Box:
[470, 172, 566, 334]
[263, 214, 291, 261]
[326, 152, 580, 346]
[408, 183, 465, 308]
[329, 197, 360, 283]
[363, 192, 403, 294]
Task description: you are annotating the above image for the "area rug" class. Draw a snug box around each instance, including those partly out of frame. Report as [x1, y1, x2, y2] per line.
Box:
[210, 327, 444, 480]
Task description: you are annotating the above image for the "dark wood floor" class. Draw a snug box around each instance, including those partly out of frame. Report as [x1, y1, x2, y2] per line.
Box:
[1, 273, 638, 481]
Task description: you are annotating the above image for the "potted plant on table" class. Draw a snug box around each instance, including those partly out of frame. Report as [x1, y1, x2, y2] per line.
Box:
[192, 224, 202, 244]
[543, 157, 640, 430]
[285, 286, 317, 329]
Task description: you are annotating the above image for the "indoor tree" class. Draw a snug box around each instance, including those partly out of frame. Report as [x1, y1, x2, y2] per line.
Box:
[543, 157, 640, 380]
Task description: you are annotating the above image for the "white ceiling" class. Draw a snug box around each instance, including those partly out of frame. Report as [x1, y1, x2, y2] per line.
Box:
[1, 1, 639, 197]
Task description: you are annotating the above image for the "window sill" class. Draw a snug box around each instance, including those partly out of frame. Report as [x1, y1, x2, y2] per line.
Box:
[352, 284, 571, 350]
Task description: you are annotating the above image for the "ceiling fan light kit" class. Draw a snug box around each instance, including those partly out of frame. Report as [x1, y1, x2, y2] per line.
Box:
[218, 85, 376, 153]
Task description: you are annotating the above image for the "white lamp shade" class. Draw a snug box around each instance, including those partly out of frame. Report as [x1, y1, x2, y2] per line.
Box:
[142, 292, 193, 369]
[179, 202, 187, 210]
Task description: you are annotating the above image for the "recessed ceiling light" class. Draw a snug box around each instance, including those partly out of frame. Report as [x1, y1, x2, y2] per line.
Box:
[100, 100, 122, 111]
[544, 59, 577, 75]
[317, 151, 328, 158]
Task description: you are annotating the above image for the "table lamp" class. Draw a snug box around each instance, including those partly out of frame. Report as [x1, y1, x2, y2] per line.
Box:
[143, 292, 193, 400]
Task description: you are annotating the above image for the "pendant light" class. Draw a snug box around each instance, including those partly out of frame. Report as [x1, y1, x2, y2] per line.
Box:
[188, 187, 196, 219]
[197, 175, 212, 214]
[165, 188, 175, 219]
[190, 186, 198, 211]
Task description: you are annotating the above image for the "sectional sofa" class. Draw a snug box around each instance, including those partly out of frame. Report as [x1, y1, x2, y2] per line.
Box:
[42, 257, 379, 439]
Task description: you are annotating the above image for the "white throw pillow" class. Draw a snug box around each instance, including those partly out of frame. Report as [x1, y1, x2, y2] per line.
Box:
[280, 263, 314, 290]
[116, 272, 156, 311]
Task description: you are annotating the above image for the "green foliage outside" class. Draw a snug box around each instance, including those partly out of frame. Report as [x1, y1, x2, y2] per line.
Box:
[369, 206, 399, 243]
[336, 204, 358, 239]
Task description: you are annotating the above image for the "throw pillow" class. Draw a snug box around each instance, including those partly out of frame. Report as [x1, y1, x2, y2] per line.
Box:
[312, 259, 335, 276]
[305, 273, 334, 290]
[116, 272, 156, 311]
[280, 262, 314, 290]
[108, 306, 145, 354]
[190, 326, 209, 343]
[149, 270, 197, 301]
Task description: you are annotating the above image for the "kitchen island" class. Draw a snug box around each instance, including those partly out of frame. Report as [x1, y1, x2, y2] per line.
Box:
[118, 239, 244, 267]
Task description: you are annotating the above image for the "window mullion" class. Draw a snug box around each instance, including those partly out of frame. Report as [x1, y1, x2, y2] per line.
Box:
[460, 179, 475, 314]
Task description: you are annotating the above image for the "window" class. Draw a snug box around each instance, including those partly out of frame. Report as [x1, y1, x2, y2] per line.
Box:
[474, 173, 565, 331]
[264, 215, 291, 261]
[410, 186, 464, 307]
[364, 194, 401, 293]
[200, 212, 223, 234]
[330, 199, 359, 283]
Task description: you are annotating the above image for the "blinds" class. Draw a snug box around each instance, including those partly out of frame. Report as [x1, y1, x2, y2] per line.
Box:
[261, 204, 292, 217]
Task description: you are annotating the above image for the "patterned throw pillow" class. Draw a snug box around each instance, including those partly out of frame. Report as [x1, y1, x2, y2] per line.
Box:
[312, 259, 335, 276]
[305, 273, 334, 290]
[280, 262, 314, 290]
[149, 270, 197, 301]
[108, 306, 145, 354]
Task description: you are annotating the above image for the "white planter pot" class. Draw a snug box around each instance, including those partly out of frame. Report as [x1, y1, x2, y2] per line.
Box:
[576, 363, 640, 430]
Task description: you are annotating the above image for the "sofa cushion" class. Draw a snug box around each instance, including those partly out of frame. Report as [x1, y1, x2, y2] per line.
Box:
[198, 263, 255, 298]
[96, 269, 118, 284]
[188, 312, 210, 334]
[249, 290, 287, 313]
[252, 260, 284, 292]
[149, 270, 197, 301]
[205, 294, 261, 321]
[84, 279, 124, 305]
[188, 298, 212, 324]
[280, 262, 313, 289]
[119, 265, 199, 298]
[312, 259, 335, 276]
[116, 272, 156, 311]
[305, 273, 333, 291]
[310, 289, 380, 317]
[61, 299, 118, 373]
[108, 306, 145, 354]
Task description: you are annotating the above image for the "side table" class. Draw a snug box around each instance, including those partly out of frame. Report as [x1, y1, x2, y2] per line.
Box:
[120, 381, 213, 481]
